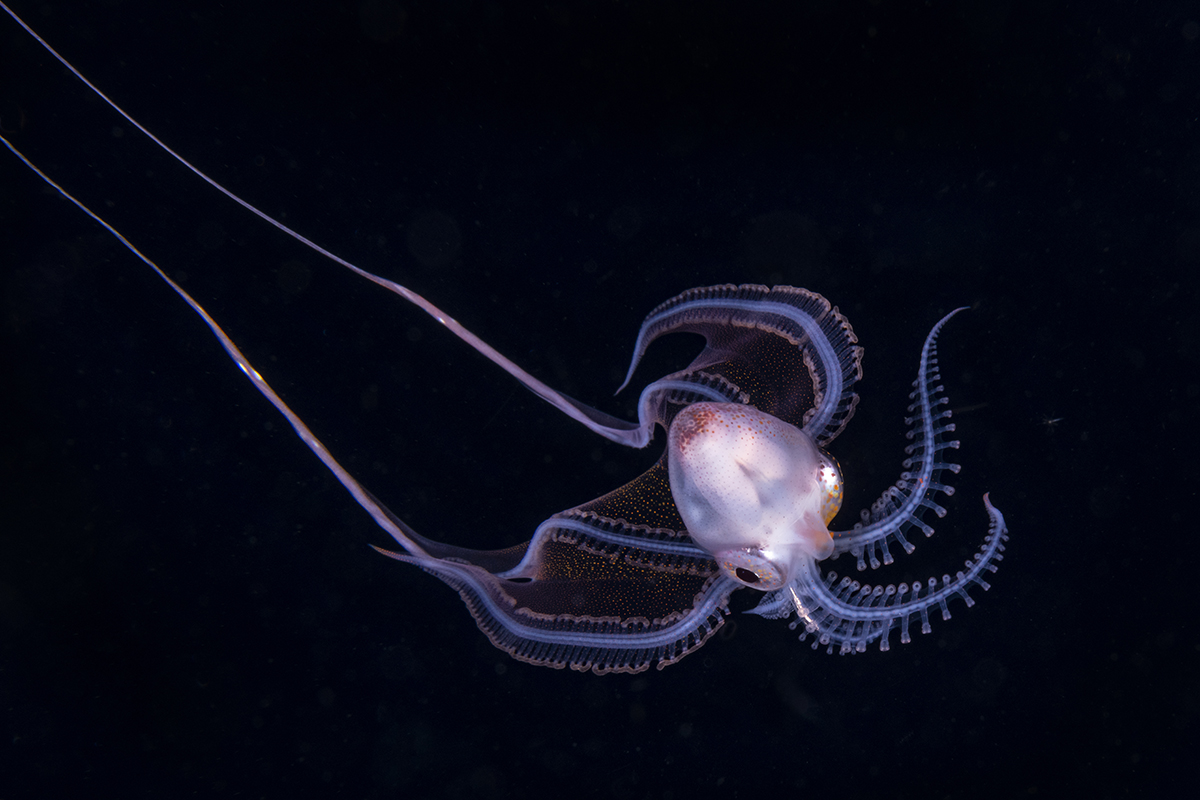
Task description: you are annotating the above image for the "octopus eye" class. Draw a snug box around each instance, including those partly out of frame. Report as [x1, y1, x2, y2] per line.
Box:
[817, 456, 844, 525]
[717, 549, 787, 590]
[735, 567, 761, 584]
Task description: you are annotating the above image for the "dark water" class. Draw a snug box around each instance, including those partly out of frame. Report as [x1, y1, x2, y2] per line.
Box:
[1, 1, 1192, 796]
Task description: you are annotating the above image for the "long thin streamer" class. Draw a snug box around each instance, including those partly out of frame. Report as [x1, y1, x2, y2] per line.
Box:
[1, 133, 434, 556]
[0, 0, 647, 447]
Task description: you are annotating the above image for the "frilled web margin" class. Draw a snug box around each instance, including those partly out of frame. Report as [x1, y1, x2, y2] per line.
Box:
[374, 549, 740, 674]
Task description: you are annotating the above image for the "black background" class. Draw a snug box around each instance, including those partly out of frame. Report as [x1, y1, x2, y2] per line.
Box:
[0, 0, 1193, 797]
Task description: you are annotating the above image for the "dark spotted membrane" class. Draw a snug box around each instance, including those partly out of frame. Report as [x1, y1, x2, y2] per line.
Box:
[370, 286, 863, 672]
